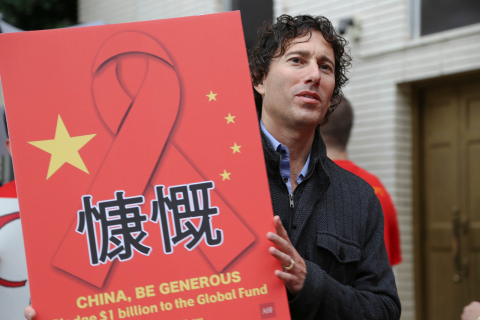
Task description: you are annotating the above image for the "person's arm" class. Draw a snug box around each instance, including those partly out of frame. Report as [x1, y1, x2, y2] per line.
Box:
[267, 196, 401, 319]
[462, 301, 480, 320]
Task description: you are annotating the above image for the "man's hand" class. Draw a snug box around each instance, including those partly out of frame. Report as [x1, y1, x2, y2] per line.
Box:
[24, 305, 36, 320]
[267, 215, 306, 295]
[462, 301, 480, 320]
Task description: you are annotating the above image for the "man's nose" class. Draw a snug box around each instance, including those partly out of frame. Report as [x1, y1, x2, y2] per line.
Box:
[305, 62, 321, 85]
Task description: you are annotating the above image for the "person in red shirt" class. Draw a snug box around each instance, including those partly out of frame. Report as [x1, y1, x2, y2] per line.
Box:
[320, 97, 402, 266]
[0, 178, 16, 197]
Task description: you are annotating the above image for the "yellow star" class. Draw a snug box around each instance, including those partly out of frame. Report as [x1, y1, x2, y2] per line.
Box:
[220, 169, 231, 181]
[206, 90, 218, 101]
[230, 143, 241, 154]
[225, 113, 236, 124]
[29, 115, 96, 179]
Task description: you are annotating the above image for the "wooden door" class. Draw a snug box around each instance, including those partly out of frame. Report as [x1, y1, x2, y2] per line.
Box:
[421, 80, 480, 320]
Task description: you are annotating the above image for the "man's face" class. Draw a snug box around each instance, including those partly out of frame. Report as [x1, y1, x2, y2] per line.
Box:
[255, 30, 335, 133]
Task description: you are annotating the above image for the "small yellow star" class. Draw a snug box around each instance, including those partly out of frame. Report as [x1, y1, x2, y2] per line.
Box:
[206, 90, 218, 101]
[230, 143, 242, 154]
[220, 169, 231, 181]
[29, 115, 96, 179]
[225, 113, 236, 124]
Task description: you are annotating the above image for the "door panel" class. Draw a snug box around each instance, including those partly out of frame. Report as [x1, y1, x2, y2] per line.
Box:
[461, 84, 480, 300]
[421, 80, 480, 320]
[423, 87, 463, 320]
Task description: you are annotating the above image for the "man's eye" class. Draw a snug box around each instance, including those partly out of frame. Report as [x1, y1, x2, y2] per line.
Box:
[290, 58, 301, 63]
[321, 64, 333, 71]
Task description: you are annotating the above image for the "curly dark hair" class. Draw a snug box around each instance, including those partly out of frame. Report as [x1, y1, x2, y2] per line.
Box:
[249, 14, 351, 121]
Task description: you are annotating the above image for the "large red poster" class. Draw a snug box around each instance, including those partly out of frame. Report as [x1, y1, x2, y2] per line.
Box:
[0, 12, 290, 320]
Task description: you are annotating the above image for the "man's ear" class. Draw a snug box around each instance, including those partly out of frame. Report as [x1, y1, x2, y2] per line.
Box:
[5, 139, 11, 156]
[254, 81, 265, 96]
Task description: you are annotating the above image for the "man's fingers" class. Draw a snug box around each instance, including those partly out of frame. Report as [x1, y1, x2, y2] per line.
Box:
[269, 246, 294, 269]
[268, 217, 294, 256]
[273, 267, 304, 295]
[274, 269, 296, 281]
[268, 216, 306, 295]
[273, 216, 290, 241]
[267, 231, 287, 246]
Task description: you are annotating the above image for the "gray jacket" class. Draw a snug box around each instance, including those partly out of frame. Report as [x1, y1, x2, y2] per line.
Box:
[262, 129, 401, 320]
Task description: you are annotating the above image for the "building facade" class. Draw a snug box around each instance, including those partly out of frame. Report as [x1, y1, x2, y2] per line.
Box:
[78, 1, 480, 319]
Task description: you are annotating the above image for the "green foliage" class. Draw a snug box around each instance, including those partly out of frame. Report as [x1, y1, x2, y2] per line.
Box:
[0, 0, 77, 31]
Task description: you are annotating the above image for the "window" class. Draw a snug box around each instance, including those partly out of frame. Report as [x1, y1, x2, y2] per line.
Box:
[419, 0, 480, 36]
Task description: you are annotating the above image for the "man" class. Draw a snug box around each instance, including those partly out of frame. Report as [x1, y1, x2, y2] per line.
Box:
[26, 14, 400, 320]
[251, 15, 400, 319]
[320, 96, 402, 266]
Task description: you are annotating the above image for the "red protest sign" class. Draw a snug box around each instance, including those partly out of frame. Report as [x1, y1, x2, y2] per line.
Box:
[0, 12, 289, 320]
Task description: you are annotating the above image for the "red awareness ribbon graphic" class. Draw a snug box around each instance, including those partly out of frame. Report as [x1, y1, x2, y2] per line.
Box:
[0, 212, 27, 288]
[53, 32, 254, 287]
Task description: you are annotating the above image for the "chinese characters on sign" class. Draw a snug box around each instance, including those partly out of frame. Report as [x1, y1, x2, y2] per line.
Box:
[77, 181, 223, 266]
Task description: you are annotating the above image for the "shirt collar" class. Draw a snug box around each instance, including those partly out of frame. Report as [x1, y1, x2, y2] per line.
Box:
[260, 121, 282, 152]
[260, 120, 311, 192]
